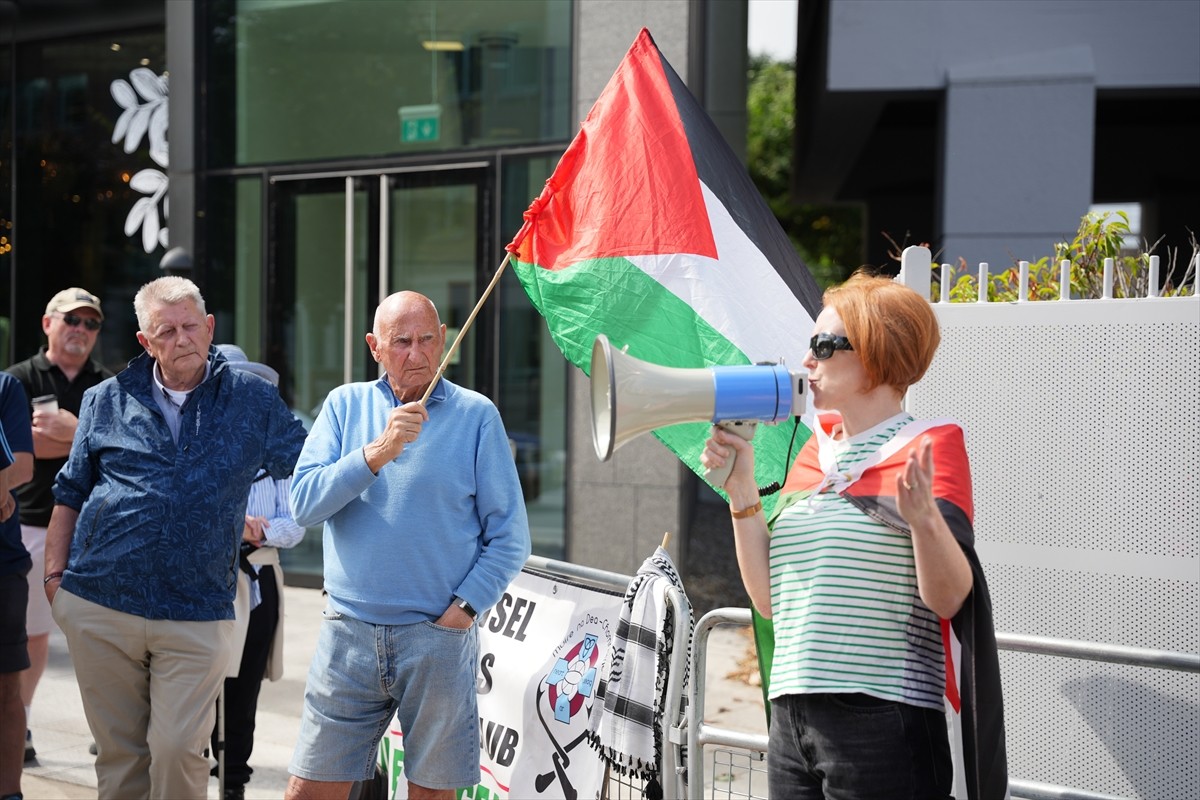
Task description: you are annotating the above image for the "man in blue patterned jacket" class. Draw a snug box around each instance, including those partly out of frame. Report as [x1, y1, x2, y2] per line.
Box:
[43, 276, 306, 800]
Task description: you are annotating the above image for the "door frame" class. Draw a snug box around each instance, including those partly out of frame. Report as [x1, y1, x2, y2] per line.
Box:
[267, 160, 494, 396]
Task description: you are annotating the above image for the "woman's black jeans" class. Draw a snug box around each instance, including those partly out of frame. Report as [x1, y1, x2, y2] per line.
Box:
[768, 692, 953, 799]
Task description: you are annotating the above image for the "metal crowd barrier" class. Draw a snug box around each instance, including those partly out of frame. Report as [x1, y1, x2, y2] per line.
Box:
[687, 607, 1200, 800]
[526, 554, 1200, 799]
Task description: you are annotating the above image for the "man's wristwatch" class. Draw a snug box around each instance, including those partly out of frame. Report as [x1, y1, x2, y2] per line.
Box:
[454, 596, 477, 619]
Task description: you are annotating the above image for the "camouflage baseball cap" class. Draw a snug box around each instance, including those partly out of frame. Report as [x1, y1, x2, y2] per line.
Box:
[46, 287, 104, 320]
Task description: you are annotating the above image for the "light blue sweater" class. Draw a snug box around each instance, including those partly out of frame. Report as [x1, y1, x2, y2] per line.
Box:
[290, 377, 531, 625]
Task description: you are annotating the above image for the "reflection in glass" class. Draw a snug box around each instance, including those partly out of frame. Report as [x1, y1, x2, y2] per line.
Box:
[500, 153, 565, 559]
[206, 0, 571, 167]
[1, 30, 165, 372]
[274, 180, 369, 582]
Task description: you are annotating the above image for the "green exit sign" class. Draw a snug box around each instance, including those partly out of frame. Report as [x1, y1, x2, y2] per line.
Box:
[399, 104, 441, 143]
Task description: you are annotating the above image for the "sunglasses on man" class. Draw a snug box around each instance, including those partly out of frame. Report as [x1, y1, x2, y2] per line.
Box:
[55, 312, 103, 332]
[809, 332, 853, 360]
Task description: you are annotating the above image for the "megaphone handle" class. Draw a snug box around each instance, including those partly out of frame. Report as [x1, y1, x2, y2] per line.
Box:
[703, 420, 757, 491]
[704, 457, 735, 490]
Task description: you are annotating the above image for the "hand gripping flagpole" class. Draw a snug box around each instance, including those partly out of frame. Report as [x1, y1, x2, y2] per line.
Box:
[418, 253, 512, 406]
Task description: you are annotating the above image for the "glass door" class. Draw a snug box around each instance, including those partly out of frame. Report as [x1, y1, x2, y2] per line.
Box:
[384, 169, 487, 392]
[272, 176, 373, 428]
[269, 167, 489, 582]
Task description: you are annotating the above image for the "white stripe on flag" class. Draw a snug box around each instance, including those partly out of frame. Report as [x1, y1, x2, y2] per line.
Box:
[630, 181, 815, 370]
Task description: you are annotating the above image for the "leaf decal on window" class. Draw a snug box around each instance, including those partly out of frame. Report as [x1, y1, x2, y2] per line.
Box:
[112, 69, 170, 253]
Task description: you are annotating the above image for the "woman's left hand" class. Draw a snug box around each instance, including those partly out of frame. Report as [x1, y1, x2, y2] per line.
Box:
[896, 436, 939, 526]
[896, 435, 973, 618]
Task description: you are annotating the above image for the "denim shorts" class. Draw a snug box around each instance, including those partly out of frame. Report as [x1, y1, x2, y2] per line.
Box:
[0, 570, 30, 673]
[768, 692, 952, 799]
[289, 607, 480, 789]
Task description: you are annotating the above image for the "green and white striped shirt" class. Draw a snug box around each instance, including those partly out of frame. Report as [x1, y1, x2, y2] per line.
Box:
[768, 413, 945, 711]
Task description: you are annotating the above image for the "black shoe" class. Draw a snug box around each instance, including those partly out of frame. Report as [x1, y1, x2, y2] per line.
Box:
[222, 785, 245, 800]
[24, 729, 36, 763]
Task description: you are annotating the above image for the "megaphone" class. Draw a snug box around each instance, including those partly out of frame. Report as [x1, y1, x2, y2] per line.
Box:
[590, 334, 806, 487]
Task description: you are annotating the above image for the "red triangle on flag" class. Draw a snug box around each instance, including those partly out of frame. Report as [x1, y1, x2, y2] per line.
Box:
[508, 29, 717, 271]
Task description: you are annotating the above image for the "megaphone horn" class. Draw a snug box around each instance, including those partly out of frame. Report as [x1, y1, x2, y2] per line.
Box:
[589, 334, 806, 485]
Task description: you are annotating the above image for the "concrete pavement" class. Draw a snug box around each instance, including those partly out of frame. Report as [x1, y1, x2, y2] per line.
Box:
[17, 585, 766, 800]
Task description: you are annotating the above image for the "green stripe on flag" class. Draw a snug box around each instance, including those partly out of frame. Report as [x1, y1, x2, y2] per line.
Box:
[514, 254, 807, 515]
[513, 255, 748, 370]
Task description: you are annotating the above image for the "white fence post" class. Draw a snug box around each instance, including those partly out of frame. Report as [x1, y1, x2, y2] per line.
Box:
[900, 245, 932, 299]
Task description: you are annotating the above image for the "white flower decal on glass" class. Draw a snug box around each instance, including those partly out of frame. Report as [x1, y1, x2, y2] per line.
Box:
[112, 68, 169, 253]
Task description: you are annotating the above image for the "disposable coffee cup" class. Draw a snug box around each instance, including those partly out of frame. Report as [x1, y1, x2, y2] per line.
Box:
[31, 394, 58, 414]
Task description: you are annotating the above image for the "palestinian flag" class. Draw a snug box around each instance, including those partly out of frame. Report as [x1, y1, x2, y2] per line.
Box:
[506, 28, 823, 509]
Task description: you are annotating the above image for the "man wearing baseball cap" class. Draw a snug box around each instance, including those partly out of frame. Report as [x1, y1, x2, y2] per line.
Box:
[5, 287, 113, 764]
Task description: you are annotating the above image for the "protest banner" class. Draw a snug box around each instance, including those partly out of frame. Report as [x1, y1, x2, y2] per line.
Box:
[377, 567, 625, 799]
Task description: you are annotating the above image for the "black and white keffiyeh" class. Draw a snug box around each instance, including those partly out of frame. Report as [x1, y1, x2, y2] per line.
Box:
[587, 546, 692, 791]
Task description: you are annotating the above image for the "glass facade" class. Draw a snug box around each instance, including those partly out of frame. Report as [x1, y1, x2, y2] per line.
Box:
[498, 153, 567, 559]
[200, 0, 574, 579]
[0, 28, 166, 371]
[204, 0, 572, 167]
[0, 1, 573, 584]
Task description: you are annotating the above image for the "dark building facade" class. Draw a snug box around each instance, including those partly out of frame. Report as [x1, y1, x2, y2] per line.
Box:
[0, 0, 741, 583]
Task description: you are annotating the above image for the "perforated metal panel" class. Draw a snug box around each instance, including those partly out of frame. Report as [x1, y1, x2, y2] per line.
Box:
[905, 292, 1200, 798]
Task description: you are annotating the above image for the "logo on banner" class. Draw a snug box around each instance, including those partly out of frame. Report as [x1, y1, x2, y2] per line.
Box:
[530, 614, 613, 796]
[545, 633, 600, 722]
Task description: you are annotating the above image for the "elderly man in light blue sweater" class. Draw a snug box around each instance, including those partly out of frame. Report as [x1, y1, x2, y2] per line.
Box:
[285, 291, 530, 800]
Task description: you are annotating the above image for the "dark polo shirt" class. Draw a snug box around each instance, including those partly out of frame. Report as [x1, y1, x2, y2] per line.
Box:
[5, 347, 114, 526]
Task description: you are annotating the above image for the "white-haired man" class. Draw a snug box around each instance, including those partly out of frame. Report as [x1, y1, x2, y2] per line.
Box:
[44, 276, 307, 799]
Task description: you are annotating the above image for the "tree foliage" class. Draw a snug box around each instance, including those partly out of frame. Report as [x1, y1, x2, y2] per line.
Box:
[746, 55, 863, 288]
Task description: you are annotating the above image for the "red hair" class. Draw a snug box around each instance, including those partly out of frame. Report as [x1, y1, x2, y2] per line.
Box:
[823, 270, 940, 393]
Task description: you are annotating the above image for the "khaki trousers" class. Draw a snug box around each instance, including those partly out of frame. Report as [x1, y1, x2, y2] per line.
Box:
[53, 588, 233, 800]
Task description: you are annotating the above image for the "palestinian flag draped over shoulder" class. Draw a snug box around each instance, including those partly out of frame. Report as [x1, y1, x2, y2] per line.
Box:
[506, 28, 823, 509]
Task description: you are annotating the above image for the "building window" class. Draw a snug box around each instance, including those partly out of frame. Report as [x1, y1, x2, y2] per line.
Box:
[0, 28, 165, 371]
[204, 0, 572, 167]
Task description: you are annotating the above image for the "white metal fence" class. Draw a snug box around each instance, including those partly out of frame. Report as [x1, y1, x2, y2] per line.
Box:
[899, 245, 1199, 799]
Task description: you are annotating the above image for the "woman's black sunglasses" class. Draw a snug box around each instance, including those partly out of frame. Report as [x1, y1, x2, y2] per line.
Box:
[809, 332, 853, 360]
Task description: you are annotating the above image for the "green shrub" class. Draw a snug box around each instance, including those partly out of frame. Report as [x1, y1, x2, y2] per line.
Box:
[933, 212, 1197, 302]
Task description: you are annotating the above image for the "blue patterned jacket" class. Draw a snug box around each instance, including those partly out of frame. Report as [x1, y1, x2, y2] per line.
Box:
[53, 346, 306, 621]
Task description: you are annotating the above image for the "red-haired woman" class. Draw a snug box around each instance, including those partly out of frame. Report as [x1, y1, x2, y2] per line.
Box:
[702, 271, 1008, 799]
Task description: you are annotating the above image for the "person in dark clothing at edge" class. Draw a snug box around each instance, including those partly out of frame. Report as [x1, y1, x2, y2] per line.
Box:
[1, 373, 35, 800]
[5, 287, 113, 765]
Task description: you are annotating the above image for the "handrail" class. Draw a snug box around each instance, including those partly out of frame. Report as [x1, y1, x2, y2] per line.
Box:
[996, 631, 1200, 673]
[1008, 779, 1130, 800]
[525, 554, 632, 593]
[686, 606, 1199, 800]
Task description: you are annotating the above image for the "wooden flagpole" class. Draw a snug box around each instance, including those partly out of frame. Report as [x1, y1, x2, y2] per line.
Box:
[419, 252, 512, 406]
